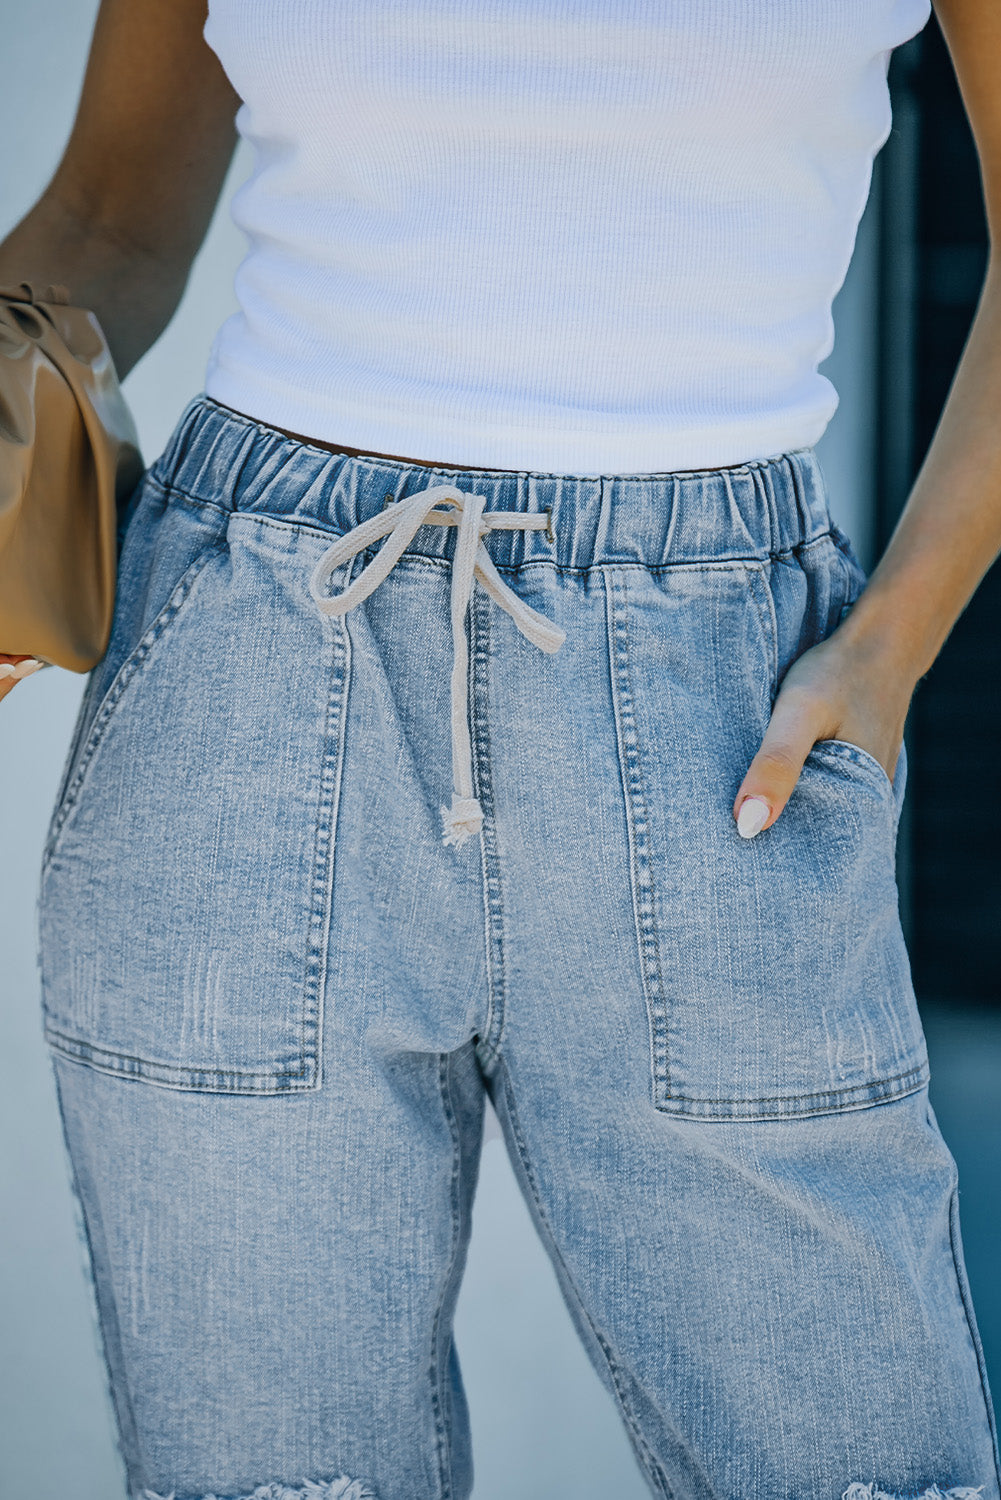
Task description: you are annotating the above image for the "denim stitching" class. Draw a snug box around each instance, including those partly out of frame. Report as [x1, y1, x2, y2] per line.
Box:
[494, 1058, 675, 1499]
[657, 1062, 930, 1122]
[42, 1028, 316, 1088]
[300, 582, 353, 1091]
[663, 1059, 928, 1104]
[469, 590, 507, 1066]
[40, 537, 227, 873]
[146, 478, 231, 519]
[812, 738, 897, 802]
[798, 529, 843, 559]
[604, 570, 671, 1107]
[42, 658, 106, 861]
[233, 513, 348, 544]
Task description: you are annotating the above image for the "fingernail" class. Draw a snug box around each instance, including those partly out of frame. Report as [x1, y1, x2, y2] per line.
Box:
[12, 657, 44, 678]
[737, 796, 771, 839]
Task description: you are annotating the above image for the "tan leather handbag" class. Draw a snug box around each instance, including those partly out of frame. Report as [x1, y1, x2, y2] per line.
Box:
[0, 279, 145, 673]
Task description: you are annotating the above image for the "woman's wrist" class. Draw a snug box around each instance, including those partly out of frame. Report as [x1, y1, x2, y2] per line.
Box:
[833, 575, 942, 690]
[828, 260, 1001, 692]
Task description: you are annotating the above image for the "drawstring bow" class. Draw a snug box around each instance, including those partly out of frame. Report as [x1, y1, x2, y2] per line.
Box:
[308, 483, 564, 847]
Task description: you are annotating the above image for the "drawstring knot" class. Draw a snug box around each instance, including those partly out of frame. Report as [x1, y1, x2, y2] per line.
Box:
[441, 794, 485, 847]
[308, 483, 565, 847]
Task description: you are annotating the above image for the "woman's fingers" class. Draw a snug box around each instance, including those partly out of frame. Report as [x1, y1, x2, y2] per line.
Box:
[731, 622, 920, 839]
[732, 685, 828, 839]
[0, 655, 46, 703]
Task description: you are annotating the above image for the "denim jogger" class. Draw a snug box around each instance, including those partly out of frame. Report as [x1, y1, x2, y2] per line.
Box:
[36, 393, 1000, 1499]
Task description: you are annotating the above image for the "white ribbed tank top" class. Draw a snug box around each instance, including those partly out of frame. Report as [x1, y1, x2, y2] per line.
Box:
[201, 0, 931, 475]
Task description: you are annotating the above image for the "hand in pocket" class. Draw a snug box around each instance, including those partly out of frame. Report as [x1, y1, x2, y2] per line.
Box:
[731, 624, 912, 839]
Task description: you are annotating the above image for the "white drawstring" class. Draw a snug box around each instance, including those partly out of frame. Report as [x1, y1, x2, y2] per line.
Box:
[308, 484, 565, 847]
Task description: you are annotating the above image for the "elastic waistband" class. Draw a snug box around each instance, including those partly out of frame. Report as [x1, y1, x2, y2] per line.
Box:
[149, 394, 835, 569]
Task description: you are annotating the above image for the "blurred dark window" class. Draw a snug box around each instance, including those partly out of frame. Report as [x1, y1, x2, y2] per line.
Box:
[876, 15, 997, 1004]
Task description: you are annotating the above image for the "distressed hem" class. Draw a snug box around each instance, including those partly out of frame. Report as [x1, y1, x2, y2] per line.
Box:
[842, 1485, 986, 1500]
[141, 1477, 378, 1500]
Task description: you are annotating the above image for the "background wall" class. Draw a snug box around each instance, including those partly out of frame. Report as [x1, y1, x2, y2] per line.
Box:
[2, 5, 996, 1498]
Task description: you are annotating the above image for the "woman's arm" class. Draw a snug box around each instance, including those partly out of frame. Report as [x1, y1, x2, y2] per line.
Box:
[0, 0, 240, 698]
[733, 0, 1001, 837]
[0, 0, 241, 382]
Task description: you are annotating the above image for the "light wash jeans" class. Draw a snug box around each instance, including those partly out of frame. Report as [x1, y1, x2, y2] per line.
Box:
[36, 393, 1000, 1500]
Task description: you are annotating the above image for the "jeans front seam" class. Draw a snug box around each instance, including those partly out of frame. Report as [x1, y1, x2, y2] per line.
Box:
[469, 589, 506, 1067]
[604, 569, 671, 1108]
[494, 1057, 675, 1499]
[304, 588, 353, 1091]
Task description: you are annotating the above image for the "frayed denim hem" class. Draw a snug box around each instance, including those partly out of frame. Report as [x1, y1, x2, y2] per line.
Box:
[141, 1477, 378, 1500]
[841, 1485, 986, 1500]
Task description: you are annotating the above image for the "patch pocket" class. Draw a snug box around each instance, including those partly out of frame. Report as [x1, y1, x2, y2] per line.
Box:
[38, 509, 352, 1095]
[613, 560, 928, 1123]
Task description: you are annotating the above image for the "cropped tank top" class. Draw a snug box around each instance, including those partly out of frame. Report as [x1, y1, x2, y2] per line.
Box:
[200, 0, 932, 475]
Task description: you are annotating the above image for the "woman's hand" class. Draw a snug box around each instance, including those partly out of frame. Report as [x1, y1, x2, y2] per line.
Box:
[731, 627, 915, 838]
[728, 0, 1001, 839]
[0, 655, 46, 705]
